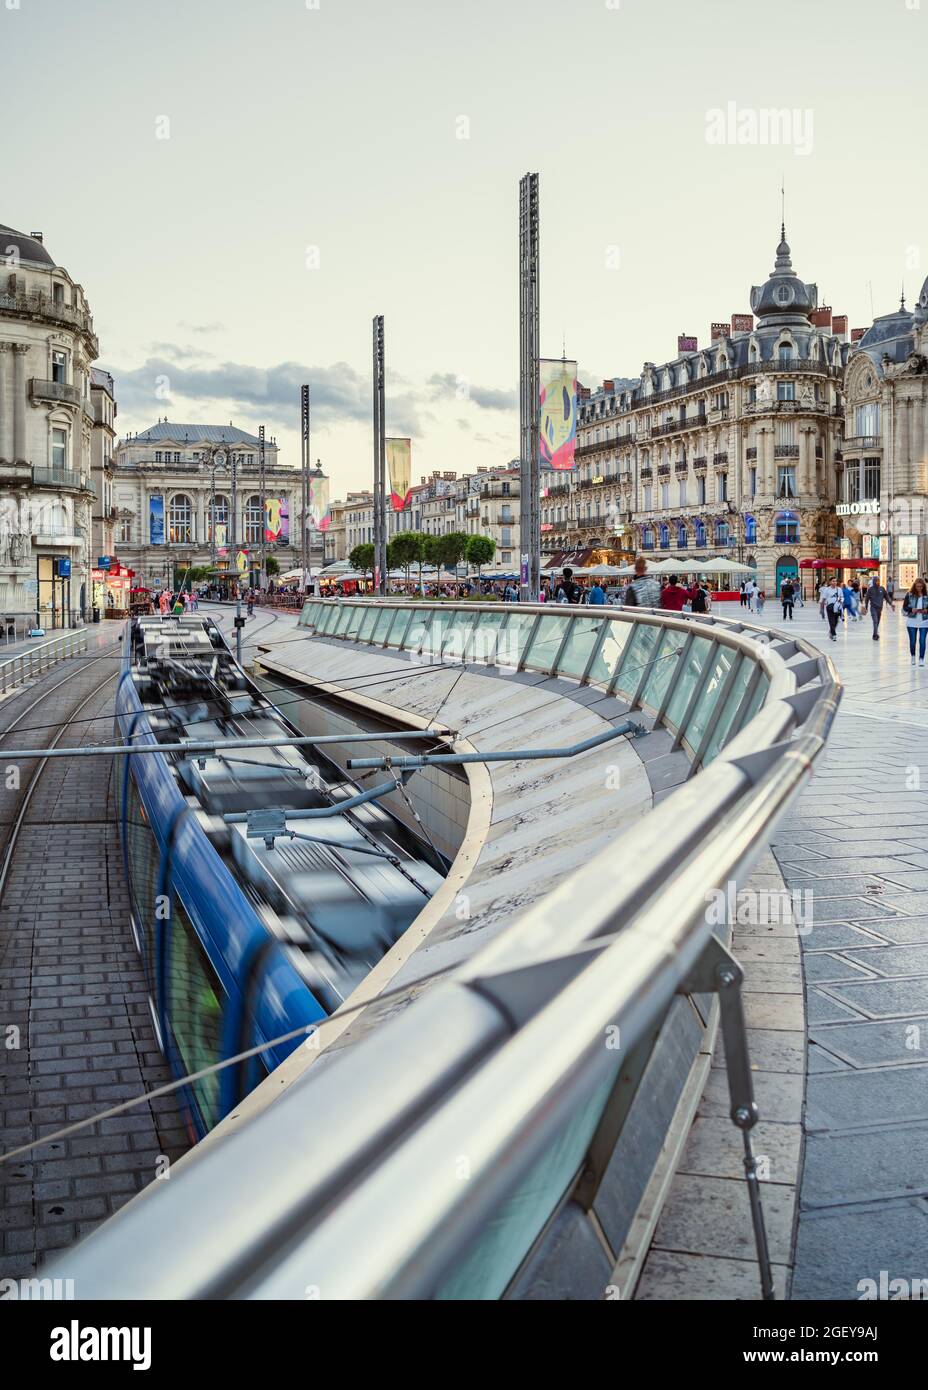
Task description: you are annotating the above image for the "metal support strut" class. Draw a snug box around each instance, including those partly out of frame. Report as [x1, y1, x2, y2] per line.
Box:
[680, 933, 776, 1301]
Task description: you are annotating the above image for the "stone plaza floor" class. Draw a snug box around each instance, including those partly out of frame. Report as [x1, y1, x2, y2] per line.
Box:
[739, 594, 928, 1299]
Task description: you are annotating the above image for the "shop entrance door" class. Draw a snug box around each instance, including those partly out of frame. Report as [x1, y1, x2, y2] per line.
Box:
[36, 557, 71, 629]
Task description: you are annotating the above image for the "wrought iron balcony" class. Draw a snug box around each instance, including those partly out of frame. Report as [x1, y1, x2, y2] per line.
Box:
[1, 293, 99, 353]
[712, 452, 728, 466]
[844, 435, 881, 450]
[774, 445, 800, 458]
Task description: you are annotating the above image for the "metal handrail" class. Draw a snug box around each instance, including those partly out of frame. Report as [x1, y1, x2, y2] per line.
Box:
[52, 600, 840, 1299]
[0, 629, 87, 695]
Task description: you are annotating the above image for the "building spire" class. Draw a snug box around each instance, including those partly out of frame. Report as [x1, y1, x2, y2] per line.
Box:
[901, 280, 907, 311]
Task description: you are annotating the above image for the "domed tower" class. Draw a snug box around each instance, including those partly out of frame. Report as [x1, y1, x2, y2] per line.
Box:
[749, 225, 818, 328]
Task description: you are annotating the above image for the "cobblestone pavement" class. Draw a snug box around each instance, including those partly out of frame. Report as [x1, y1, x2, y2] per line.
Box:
[0, 629, 187, 1280]
[735, 596, 928, 1299]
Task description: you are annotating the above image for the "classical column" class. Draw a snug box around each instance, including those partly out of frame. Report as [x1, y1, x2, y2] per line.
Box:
[760, 425, 773, 496]
[0, 343, 12, 463]
[798, 427, 812, 499]
[911, 395, 926, 494]
[12, 343, 28, 463]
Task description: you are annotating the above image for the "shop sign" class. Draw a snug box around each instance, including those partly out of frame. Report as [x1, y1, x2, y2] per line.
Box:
[899, 535, 919, 562]
[836, 500, 880, 516]
[97, 556, 111, 570]
[879, 535, 890, 562]
[91, 569, 105, 583]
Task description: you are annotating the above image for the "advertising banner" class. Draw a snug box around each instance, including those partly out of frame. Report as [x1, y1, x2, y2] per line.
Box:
[309, 473, 331, 531]
[539, 359, 578, 472]
[236, 550, 249, 575]
[899, 535, 918, 562]
[149, 496, 165, 545]
[264, 498, 290, 543]
[386, 438, 412, 511]
[215, 523, 227, 550]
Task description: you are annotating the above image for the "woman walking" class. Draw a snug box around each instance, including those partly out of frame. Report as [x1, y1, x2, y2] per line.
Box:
[903, 578, 928, 666]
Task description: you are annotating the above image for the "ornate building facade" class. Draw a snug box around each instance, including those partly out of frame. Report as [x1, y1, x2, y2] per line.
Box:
[841, 281, 928, 586]
[112, 421, 319, 590]
[0, 223, 100, 624]
[543, 229, 851, 594]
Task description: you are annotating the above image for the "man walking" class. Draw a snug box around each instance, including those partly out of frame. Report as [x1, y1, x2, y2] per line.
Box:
[865, 574, 894, 640]
[780, 577, 795, 621]
[622, 556, 661, 609]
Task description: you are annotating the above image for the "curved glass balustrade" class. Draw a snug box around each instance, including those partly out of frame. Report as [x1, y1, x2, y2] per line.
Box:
[299, 600, 779, 766]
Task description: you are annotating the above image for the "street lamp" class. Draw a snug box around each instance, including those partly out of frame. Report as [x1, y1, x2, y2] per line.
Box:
[200, 440, 248, 663]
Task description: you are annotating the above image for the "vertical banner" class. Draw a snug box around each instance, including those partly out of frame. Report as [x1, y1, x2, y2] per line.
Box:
[149, 495, 165, 545]
[309, 473, 330, 531]
[386, 438, 412, 511]
[538, 359, 577, 471]
[265, 498, 283, 542]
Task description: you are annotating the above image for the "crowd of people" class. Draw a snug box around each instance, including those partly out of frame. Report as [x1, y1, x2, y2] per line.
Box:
[811, 573, 928, 664]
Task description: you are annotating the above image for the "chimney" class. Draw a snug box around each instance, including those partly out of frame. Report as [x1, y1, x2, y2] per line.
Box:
[677, 335, 697, 354]
[603, 378, 614, 392]
[832, 314, 848, 342]
[710, 321, 730, 342]
[31, 232, 43, 243]
[810, 305, 833, 330]
[851, 327, 866, 344]
[731, 313, 753, 334]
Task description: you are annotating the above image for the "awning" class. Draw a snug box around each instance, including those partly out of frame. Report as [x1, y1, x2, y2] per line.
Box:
[544, 548, 593, 570]
[799, 558, 879, 570]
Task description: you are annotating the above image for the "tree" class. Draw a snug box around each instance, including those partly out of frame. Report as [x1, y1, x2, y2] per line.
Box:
[433, 531, 469, 574]
[265, 555, 280, 578]
[388, 532, 424, 585]
[349, 542, 375, 577]
[465, 534, 496, 576]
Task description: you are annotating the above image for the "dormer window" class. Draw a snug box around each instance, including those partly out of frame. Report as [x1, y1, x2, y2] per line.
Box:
[778, 344, 793, 363]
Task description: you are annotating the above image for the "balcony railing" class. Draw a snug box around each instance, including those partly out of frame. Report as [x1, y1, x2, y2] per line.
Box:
[30, 378, 81, 407]
[774, 445, 800, 459]
[712, 452, 728, 466]
[844, 435, 881, 450]
[32, 467, 92, 491]
[0, 292, 99, 352]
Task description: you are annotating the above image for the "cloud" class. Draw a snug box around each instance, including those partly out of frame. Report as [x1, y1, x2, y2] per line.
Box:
[426, 372, 517, 411]
[103, 351, 518, 440]
[178, 321, 225, 334]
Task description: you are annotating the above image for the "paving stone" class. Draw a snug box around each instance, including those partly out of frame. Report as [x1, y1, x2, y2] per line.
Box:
[827, 977, 928, 1019]
[791, 1201, 928, 1301]
[800, 1125, 928, 1207]
[809, 1017, 928, 1068]
[805, 1065, 928, 1130]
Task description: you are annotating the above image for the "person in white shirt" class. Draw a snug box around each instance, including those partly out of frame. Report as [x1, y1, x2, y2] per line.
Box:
[819, 580, 830, 619]
[903, 578, 928, 665]
[822, 579, 844, 641]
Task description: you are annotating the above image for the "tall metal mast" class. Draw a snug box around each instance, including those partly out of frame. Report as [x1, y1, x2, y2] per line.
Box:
[259, 424, 267, 589]
[519, 173, 540, 603]
[373, 315, 387, 595]
[300, 385, 310, 589]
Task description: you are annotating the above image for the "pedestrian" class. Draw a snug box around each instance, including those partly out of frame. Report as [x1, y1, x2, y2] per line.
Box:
[823, 578, 844, 641]
[794, 579, 805, 608]
[554, 566, 583, 605]
[660, 574, 688, 612]
[588, 580, 606, 606]
[739, 581, 747, 608]
[903, 578, 928, 666]
[756, 588, 766, 615]
[864, 574, 894, 641]
[887, 577, 896, 604]
[690, 582, 708, 615]
[780, 577, 795, 620]
[819, 579, 829, 620]
[842, 581, 857, 622]
[622, 556, 662, 609]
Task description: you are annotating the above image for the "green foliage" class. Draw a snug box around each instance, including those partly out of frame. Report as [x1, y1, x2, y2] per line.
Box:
[388, 532, 425, 577]
[465, 534, 496, 572]
[349, 542, 375, 575]
[265, 554, 280, 577]
[433, 531, 469, 572]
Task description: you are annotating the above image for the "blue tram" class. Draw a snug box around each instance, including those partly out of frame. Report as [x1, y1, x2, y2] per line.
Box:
[115, 614, 445, 1140]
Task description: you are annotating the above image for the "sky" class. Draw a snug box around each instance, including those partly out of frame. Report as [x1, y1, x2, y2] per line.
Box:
[3, 0, 927, 496]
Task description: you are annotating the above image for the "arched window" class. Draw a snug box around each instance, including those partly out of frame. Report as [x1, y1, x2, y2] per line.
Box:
[695, 519, 707, 548]
[715, 519, 731, 546]
[778, 343, 793, 364]
[641, 525, 655, 550]
[677, 521, 688, 549]
[745, 514, 757, 545]
[208, 494, 229, 542]
[775, 510, 800, 545]
[245, 495, 264, 544]
[169, 493, 192, 544]
[659, 523, 670, 549]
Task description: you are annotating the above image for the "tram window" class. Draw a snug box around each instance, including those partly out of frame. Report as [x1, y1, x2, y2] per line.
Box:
[169, 898, 224, 1130]
[125, 780, 159, 984]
